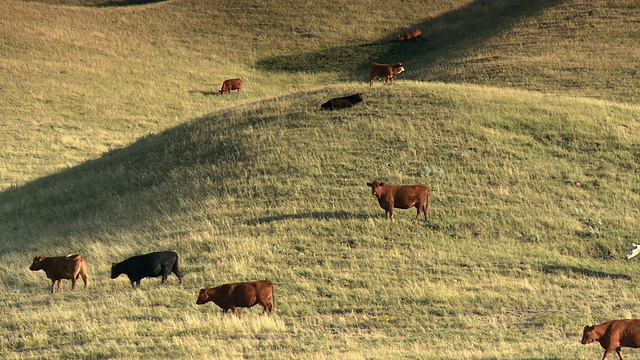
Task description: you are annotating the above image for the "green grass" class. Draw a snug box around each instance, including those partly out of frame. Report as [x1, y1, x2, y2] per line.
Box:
[2, 0, 640, 358]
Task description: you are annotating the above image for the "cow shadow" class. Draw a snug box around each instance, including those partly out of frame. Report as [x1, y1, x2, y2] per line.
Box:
[96, 0, 166, 7]
[255, 0, 563, 81]
[542, 264, 632, 281]
[189, 89, 219, 96]
[247, 211, 370, 225]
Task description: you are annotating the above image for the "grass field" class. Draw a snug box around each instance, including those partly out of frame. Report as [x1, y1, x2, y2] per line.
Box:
[2, 0, 640, 359]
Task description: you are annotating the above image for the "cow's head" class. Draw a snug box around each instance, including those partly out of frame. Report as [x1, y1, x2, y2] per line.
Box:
[626, 243, 640, 260]
[29, 256, 45, 271]
[393, 64, 405, 76]
[581, 325, 598, 344]
[366, 181, 385, 198]
[110, 263, 121, 279]
[196, 288, 212, 305]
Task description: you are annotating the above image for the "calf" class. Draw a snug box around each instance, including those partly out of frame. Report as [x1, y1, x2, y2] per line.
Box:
[219, 78, 242, 95]
[369, 62, 405, 87]
[366, 181, 429, 221]
[320, 93, 363, 110]
[111, 251, 184, 288]
[29, 254, 88, 293]
[582, 319, 640, 359]
[196, 280, 275, 314]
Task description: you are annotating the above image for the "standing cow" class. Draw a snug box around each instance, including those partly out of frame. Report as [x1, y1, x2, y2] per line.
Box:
[582, 319, 640, 359]
[29, 254, 88, 293]
[196, 280, 275, 314]
[111, 251, 184, 288]
[366, 181, 430, 221]
[369, 62, 405, 87]
[219, 78, 242, 95]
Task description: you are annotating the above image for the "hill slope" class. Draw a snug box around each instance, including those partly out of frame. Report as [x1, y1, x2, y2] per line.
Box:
[2, 0, 640, 189]
[2, 0, 640, 358]
[2, 83, 640, 358]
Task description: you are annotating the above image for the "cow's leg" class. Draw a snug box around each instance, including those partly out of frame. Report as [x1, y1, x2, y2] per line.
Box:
[615, 347, 624, 360]
[57, 279, 63, 292]
[81, 273, 88, 289]
[370, 76, 376, 87]
[50, 280, 56, 293]
[601, 346, 615, 360]
[71, 276, 77, 290]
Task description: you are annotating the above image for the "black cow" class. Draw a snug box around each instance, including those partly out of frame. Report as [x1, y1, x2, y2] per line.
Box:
[111, 251, 184, 288]
[321, 93, 363, 110]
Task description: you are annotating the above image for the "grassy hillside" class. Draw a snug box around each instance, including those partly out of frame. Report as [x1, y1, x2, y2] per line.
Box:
[3, 82, 640, 358]
[2, 0, 640, 359]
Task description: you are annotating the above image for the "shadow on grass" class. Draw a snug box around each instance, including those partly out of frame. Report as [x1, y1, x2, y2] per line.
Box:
[255, 0, 563, 81]
[96, 0, 166, 7]
[0, 110, 255, 251]
[189, 89, 220, 96]
[542, 264, 632, 280]
[247, 211, 370, 225]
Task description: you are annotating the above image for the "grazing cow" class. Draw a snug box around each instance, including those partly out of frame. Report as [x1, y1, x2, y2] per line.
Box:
[321, 93, 363, 110]
[111, 251, 184, 288]
[581, 319, 640, 360]
[219, 78, 242, 95]
[369, 62, 405, 87]
[29, 254, 88, 293]
[626, 243, 640, 260]
[196, 280, 275, 314]
[396, 29, 422, 42]
[366, 181, 429, 221]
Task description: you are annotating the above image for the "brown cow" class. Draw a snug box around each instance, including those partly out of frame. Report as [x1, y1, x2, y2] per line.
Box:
[366, 181, 429, 221]
[196, 280, 275, 314]
[369, 62, 405, 87]
[219, 78, 242, 95]
[582, 319, 640, 360]
[396, 29, 422, 42]
[29, 254, 88, 293]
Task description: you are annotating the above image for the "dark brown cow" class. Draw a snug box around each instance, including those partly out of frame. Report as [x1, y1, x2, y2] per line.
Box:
[369, 62, 405, 87]
[219, 78, 242, 95]
[196, 280, 275, 314]
[396, 29, 422, 42]
[29, 254, 88, 293]
[582, 319, 640, 360]
[366, 181, 429, 221]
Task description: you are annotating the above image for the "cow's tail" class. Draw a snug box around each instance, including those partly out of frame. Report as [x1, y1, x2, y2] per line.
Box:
[425, 188, 430, 222]
[271, 284, 277, 313]
[173, 257, 185, 283]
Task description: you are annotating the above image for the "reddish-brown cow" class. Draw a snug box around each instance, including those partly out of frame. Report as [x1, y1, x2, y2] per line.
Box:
[582, 319, 640, 360]
[196, 280, 275, 314]
[219, 78, 242, 95]
[29, 254, 88, 293]
[396, 29, 422, 42]
[366, 181, 429, 221]
[369, 62, 405, 87]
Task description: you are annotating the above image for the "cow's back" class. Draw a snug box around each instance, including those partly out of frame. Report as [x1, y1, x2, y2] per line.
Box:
[370, 63, 390, 76]
[613, 320, 640, 348]
[115, 251, 176, 277]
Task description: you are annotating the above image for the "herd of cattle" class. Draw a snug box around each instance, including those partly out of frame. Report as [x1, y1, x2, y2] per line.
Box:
[25, 32, 640, 357]
[29, 251, 275, 313]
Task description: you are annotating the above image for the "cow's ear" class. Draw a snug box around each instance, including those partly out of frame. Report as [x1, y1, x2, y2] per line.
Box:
[379, 183, 385, 186]
[366, 183, 372, 187]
